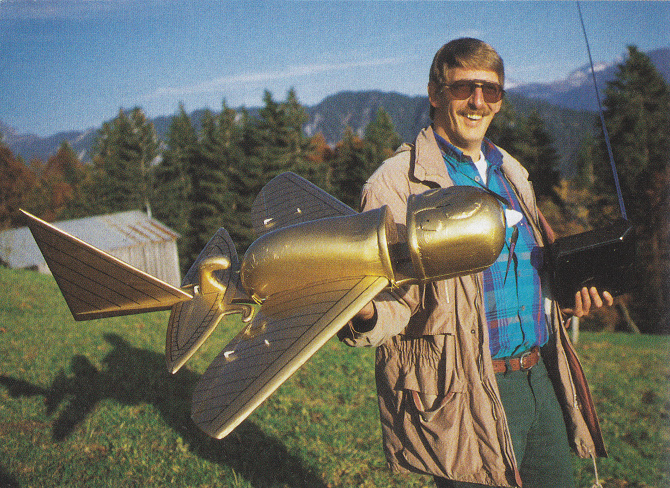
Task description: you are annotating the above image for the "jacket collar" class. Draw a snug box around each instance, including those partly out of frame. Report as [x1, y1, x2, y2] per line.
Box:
[411, 126, 453, 188]
[412, 126, 505, 187]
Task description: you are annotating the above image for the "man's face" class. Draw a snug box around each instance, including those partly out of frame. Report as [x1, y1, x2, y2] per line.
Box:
[429, 68, 503, 158]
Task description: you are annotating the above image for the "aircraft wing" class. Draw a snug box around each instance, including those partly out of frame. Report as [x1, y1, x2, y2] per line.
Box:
[190, 274, 389, 439]
[251, 172, 356, 237]
[21, 210, 192, 321]
[165, 228, 254, 374]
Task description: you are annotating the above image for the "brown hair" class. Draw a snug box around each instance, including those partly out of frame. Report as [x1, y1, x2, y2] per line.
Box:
[428, 38, 505, 119]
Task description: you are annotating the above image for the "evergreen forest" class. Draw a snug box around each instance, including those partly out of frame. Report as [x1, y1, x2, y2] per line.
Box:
[1, 47, 668, 334]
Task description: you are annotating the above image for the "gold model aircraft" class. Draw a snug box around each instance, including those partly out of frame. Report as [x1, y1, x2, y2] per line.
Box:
[22, 172, 506, 439]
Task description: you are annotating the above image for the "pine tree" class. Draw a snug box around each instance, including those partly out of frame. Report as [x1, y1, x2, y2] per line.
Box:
[0, 142, 38, 229]
[153, 103, 197, 261]
[232, 90, 316, 248]
[90, 108, 159, 215]
[282, 89, 313, 176]
[230, 108, 263, 250]
[574, 135, 598, 189]
[489, 105, 560, 200]
[364, 107, 401, 175]
[42, 141, 87, 220]
[590, 45, 670, 332]
[129, 107, 160, 216]
[322, 110, 401, 210]
[330, 127, 370, 209]
[305, 132, 335, 193]
[44, 142, 84, 188]
[593, 45, 670, 227]
[184, 103, 243, 267]
[215, 104, 251, 250]
[249, 89, 313, 190]
[520, 111, 560, 200]
[486, 99, 521, 153]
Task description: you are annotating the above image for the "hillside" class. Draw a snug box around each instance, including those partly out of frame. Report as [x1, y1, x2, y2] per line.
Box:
[0, 91, 593, 178]
[304, 90, 596, 178]
[304, 90, 430, 144]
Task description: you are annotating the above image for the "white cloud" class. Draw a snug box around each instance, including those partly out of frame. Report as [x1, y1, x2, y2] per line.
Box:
[149, 57, 404, 99]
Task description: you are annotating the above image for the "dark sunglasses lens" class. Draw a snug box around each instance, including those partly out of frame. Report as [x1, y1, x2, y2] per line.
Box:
[448, 82, 503, 102]
[482, 84, 503, 102]
[449, 82, 474, 99]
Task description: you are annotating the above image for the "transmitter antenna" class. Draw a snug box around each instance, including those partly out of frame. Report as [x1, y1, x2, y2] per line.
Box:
[577, 1, 628, 220]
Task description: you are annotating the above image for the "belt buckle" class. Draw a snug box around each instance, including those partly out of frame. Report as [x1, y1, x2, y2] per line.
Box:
[519, 349, 533, 371]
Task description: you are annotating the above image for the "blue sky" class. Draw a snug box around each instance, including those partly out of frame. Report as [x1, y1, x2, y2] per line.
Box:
[1, 0, 668, 137]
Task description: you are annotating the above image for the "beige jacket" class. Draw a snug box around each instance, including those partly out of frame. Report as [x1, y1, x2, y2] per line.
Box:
[342, 127, 605, 486]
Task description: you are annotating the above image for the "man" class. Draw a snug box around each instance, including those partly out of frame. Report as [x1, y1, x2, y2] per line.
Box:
[339, 38, 612, 488]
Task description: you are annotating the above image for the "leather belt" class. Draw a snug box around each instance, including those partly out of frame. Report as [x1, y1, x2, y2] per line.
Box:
[492, 346, 540, 374]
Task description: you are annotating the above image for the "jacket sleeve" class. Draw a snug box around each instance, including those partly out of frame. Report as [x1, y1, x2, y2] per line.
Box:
[338, 165, 424, 347]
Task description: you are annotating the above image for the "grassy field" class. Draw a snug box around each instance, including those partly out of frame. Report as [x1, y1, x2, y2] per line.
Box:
[1, 267, 669, 487]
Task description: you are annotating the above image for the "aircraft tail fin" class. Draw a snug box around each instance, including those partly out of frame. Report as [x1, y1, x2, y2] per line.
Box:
[21, 210, 193, 321]
[166, 227, 255, 373]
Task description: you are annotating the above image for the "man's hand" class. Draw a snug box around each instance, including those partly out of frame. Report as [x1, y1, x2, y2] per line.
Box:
[338, 301, 378, 342]
[562, 286, 614, 317]
[355, 301, 376, 321]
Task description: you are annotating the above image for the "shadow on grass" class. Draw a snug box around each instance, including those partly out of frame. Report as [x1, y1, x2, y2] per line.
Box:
[0, 464, 19, 488]
[0, 333, 328, 488]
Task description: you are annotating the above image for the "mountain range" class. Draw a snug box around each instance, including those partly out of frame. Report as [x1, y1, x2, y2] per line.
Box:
[510, 47, 670, 113]
[2, 47, 668, 179]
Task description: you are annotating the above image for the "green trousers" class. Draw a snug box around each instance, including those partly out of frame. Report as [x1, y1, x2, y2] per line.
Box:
[434, 356, 575, 488]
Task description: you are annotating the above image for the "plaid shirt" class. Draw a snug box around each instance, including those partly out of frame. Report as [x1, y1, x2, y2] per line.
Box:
[436, 135, 549, 358]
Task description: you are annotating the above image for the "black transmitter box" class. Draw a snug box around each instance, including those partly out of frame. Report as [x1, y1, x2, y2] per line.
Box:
[548, 219, 636, 308]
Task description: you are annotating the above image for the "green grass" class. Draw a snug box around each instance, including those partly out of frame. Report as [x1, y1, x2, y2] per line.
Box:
[1, 267, 669, 487]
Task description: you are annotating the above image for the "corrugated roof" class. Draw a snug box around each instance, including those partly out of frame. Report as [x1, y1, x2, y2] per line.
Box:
[0, 210, 180, 270]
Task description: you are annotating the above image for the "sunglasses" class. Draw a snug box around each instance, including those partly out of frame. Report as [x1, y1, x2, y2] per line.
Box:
[441, 80, 505, 103]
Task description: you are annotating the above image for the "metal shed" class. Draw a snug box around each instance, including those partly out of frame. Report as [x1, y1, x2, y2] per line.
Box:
[0, 211, 182, 287]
